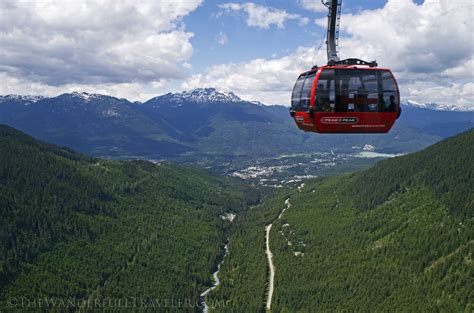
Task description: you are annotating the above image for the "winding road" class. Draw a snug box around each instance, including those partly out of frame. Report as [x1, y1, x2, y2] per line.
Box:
[265, 197, 292, 311]
[264, 224, 275, 310]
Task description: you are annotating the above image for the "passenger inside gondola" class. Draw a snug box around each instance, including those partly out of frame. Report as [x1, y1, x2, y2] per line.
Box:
[315, 71, 334, 112]
[356, 86, 369, 112]
[316, 84, 331, 112]
[387, 95, 397, 112]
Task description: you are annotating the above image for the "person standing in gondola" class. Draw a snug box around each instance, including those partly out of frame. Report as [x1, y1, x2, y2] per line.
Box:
[387, 95, 397, 112]
[317, 84, 331, 112]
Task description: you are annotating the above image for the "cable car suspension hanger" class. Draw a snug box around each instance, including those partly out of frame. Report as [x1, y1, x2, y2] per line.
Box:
[322, 0, 377, 67]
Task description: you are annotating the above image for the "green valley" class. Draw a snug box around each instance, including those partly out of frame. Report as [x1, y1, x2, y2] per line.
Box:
[0, 124, 257, 312]
[1, 1, 473, 312]
[211, 129, 473, 311]
[1, 123, 472, 312]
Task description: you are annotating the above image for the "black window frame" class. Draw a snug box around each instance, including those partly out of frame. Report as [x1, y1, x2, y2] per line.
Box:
[291, 70, 316, 112]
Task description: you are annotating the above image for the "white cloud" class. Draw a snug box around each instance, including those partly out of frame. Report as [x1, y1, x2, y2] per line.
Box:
[218, 2, 309, 29]
[403, 81, 474, 110]
[182, 62, 193, 70]
[0, 0, 202, 86]
[217, 31, 228, 45]
[331, 0, 474, 106]
[316, 0, 473, 74]
[1, 0, 472, 110]
[298, 0, 328, 12]
[0, 72, 183, 102]
[188, 0, 473, 108]
[182, 46, 325, 104]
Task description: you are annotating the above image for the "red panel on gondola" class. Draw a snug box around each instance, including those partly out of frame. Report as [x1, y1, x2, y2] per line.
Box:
[290, 65, 400, 134]
[290, 0, 401, 134]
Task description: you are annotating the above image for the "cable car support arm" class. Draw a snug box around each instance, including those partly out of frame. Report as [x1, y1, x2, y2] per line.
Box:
[322, 0, 341, 63]
[321, 0, 377, 67]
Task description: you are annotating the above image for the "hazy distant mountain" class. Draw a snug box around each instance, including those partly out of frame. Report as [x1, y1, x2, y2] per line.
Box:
[0, 89, 472, 164]
[0, 91, 192, 157]
[399, 103, 474, 138]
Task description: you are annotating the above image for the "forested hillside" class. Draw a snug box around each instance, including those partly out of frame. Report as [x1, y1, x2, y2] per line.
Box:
[1, 123, 472, 312]
[212, 128, 473, 311]
[0, 124, 257, 312]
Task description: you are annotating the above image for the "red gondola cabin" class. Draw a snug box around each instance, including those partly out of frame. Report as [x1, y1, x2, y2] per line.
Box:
[289, 65, 400, 133]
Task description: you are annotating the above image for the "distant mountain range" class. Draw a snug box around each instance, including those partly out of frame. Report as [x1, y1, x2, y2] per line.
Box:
[1, 89, 472, 165]
[403, 99, 474, 112]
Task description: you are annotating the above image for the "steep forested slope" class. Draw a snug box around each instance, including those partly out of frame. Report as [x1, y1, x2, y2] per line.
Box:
[0, 124, 256, 312]
[1, 124, 472, 312]
[213, 128, 473, 311]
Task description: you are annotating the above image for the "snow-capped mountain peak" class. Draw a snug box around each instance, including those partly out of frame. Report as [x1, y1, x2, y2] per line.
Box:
[0, 94, 45, 105]
[70, 91, 103, 102]
[403, 100, 474, 112]
[163, 88, 242, 104]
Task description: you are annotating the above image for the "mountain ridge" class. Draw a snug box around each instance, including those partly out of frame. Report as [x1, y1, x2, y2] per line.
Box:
[2, 89, 472, 112]
[0, 89, 472, 173]
[403, 99, 474, 112]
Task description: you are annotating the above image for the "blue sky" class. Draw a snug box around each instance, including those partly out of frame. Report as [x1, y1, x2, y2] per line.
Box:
[0, 0, 472, 109]
[185, 0, 424, 73]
